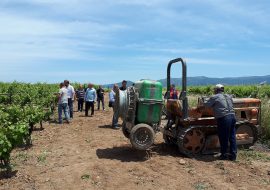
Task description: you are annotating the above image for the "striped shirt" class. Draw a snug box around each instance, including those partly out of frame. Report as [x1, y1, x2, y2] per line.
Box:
[76, 89, 85, 99]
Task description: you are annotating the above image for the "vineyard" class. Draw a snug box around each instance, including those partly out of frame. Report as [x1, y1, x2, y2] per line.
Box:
[0, 82, 58, 172]
[187, 85, 270, 98]
[1, 82, 270, 175]
[1, 82, 270, 189]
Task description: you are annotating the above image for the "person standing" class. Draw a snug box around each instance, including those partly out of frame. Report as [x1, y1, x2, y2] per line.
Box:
[58, 82, 70, 124]
[97, 85, 105, 111]
[64, 80, 75, 119]
[203, 84, 237, 161]
[85, 83, 96, 116]
[110, 84, 119, 129]
[119, 80, 127, 91]
[76, 84, 85, 112]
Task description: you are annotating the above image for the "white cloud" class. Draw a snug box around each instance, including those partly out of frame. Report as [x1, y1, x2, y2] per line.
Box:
[0, 11, 128, 64]
[0, 0, 269, 82]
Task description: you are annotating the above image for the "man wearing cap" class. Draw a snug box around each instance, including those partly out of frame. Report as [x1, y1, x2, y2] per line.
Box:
[203, 84, 237, 161]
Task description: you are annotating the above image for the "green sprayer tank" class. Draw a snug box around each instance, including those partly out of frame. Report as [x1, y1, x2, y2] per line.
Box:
[114, 79, 163, 150]
[134, 80, 163, 125]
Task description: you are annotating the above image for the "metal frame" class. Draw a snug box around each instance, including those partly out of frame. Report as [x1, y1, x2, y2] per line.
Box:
[166, 58, 189, 120]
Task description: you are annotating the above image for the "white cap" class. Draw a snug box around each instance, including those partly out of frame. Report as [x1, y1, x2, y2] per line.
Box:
[215, 84, 224, 89]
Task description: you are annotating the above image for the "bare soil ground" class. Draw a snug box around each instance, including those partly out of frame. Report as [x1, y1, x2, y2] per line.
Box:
[1, 102, 270, 190]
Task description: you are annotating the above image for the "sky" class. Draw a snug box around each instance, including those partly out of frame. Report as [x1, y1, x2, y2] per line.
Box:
[0, 0, 270, 84]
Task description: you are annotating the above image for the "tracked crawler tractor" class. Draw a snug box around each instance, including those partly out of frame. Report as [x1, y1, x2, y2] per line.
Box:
[114, 58, 260, 156]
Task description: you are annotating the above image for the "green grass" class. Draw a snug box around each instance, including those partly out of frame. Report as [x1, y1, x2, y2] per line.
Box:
[81, 174, 91, 180]
[15, 152, 29, 162]
[37, 151, 48, 163]
[238, 149, 270, 162]
[194, 182, 209, 190]
[261, 99, 270, 143]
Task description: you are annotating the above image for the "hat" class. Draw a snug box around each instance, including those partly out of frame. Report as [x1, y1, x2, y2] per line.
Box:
[215, 84, 224, 89]
[215, 84, 224, 92]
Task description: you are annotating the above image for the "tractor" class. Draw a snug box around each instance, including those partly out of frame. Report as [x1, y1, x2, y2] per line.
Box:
[114, 58, 260, 156]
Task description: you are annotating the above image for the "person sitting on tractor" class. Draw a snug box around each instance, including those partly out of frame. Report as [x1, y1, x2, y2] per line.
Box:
[169, 84, 178, 99]
[203, 84, 237, 161]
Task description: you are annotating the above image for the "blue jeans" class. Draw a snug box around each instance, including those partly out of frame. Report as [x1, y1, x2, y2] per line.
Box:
[58, 103, 70, 124]
[112, 113, 118, 128]
[217, 114, 237, 159]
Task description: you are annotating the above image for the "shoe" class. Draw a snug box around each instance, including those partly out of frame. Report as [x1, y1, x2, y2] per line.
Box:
[228, 155, 236, 161]
[218, 155, 228, 160]
[113, 126, 120, 129]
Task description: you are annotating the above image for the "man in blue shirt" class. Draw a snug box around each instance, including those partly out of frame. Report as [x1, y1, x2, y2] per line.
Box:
[85, 83, 96, 116]
[204, 84, 237, 161]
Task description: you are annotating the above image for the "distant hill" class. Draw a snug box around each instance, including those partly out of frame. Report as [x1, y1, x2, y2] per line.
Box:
[103, 75, 270, 88]
[103, 80, 134, 89]
[158, 75, 270, 86]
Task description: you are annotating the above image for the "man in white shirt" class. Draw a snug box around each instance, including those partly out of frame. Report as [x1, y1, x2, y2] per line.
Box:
[64, 80, 75, 119]
[58, 82, 70, 124]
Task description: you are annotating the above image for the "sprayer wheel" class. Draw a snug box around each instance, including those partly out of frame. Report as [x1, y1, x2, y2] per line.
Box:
[130, 124, 155, 150]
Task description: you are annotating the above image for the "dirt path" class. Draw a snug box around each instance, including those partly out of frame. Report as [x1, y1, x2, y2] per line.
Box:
[1, 105, 270, 190]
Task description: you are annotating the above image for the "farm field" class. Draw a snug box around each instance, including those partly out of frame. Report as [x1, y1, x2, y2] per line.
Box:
[2, 1, 270, 189]
[1, 96, 270, 190]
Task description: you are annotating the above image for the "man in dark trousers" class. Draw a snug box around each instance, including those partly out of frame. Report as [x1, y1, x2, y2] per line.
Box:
[84, 83, 96, 116]
[110, 84, 119, 129]
[97, 85, 105, 110]
[64, 80, 75, 119]
[76, 84, 85, 112]
[204, 84, 237, 161]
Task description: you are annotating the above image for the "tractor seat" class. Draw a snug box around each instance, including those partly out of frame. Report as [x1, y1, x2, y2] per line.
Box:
[166, 99, 203, 119]
[166, 99, 183, 116]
